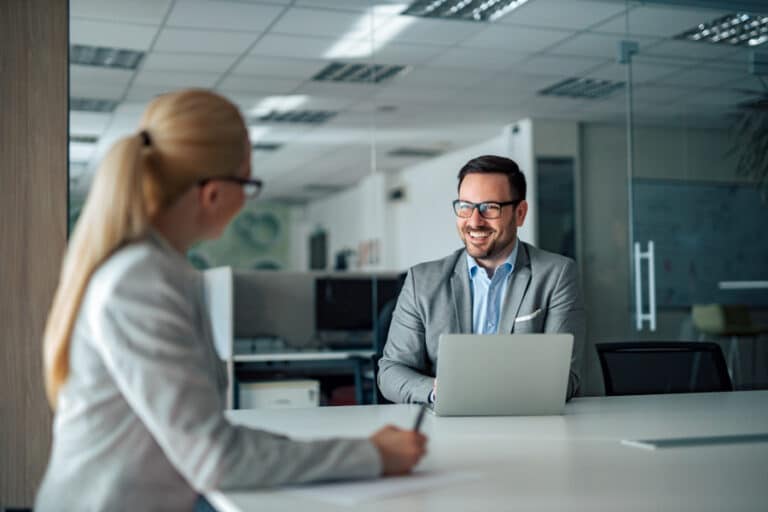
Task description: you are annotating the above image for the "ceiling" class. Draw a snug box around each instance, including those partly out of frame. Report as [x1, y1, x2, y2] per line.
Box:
[69, 0, 768, 201]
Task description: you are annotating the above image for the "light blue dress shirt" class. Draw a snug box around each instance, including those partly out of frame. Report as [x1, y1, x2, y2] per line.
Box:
[467, 240, 519, 334]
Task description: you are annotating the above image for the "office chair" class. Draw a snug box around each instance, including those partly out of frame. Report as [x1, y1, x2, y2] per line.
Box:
[596, 342, 733, 396]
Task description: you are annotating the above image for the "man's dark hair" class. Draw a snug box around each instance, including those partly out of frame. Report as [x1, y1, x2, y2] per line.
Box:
[457, 155, 526, 200]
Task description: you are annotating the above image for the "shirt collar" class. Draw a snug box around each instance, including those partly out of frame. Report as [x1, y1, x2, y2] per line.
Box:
[466, 238, 519, 280]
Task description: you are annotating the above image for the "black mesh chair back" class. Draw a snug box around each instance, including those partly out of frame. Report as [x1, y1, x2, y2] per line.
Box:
[596, 342, 733, 396]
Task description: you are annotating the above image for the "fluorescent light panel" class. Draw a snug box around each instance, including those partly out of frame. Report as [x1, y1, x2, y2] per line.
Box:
[324, 4, 415, 59]
[251, 142, 283, 151]
[70, 44, 144, 70]
[539, 77, 624, 99]
[253, 110, 338, 124]
[249, 95, 308, 117]
[313, 62, 408, 83]
[676, 13, 768, 47]
[70, 97, 119, 112]
[403, 0, 529, 22]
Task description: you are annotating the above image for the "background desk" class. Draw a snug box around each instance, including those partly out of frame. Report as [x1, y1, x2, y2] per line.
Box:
[233, 350, 375, 407]
[209, 390, 768, 511]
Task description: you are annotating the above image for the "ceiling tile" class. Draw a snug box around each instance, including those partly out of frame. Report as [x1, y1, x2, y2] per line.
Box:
[154, 28, 260, 54]
[132, 70, 221, 88]
[585, 60, 684, 84]
[427, 47, 527, 70]
[166, 0, 285, 31]
[388, 17, 486, 45]
[499, 0, 627, 30]
[70, 112, 113, 136]
[629, 84, 689, 104]
[70, 65, 135, 87]
[388, 66, 484, 89]
[368, 42, 445, 66]
[515, 54, 607, 77]
[70, 19, 160, 51]
[293, 0, 381, 11]
[293, 81, 383, 101]
[548, 32, 659, 59]
[218, 75, 305, 94]
[593, 4, 730, 38]
[460, 25, 572, 52]
[250, 34, 338, 59]
[70, 66, 134, 100]
[641, 39, 742, 61]
[233, 56, 328, 78]
[270, 7, 364, 37]
[653, 65, 737, 88]
[141, 52, 240, 73]
[70, 0, 172, 25]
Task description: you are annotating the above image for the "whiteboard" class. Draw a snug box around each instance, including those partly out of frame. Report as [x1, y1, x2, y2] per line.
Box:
[633, 179, 768, 307]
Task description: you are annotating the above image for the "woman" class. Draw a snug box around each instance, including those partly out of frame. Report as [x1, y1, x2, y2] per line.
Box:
[36, 90, 427, 511]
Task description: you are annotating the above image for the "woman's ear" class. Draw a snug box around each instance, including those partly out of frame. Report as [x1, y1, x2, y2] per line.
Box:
[198, 182, 220, 211]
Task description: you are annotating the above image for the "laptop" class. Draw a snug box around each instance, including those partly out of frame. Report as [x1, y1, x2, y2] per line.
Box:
[433, 333, 574, 416]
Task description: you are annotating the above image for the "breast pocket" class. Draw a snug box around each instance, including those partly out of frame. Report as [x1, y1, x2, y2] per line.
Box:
[512, 308, 543, 333]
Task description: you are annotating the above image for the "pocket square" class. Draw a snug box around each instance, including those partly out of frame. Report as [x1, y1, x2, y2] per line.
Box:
[515, 308, 541, 323]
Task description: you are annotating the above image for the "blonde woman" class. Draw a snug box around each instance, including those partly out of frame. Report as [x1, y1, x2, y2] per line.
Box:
[36, 90, 427, 511]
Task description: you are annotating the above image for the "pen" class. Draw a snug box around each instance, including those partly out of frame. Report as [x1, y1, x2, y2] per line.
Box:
[413, 404, 427, 432]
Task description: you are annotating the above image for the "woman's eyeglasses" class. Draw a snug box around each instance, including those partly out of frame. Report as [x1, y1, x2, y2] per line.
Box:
[198, 177, 263, 199]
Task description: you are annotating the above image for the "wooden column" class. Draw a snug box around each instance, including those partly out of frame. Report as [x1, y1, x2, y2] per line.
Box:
[0, 0, 68, 506]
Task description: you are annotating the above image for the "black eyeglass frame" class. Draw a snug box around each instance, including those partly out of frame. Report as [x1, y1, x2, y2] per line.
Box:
[198, 176, 263, 199]
[452, 199, 521, 219]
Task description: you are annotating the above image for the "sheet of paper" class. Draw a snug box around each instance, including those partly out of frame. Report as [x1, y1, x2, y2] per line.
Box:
[285, 470, 483, 506]
[621, 433, 768, 450]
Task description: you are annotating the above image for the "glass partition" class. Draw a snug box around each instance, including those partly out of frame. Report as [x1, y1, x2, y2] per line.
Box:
[625, 2, 768, 390]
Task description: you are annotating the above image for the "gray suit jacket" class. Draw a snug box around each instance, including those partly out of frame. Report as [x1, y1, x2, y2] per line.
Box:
[36, 232, 380, 512]
[378, 242, 585, 404]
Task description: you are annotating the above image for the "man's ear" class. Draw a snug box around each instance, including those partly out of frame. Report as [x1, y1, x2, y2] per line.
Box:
[515, 200, 528, 227]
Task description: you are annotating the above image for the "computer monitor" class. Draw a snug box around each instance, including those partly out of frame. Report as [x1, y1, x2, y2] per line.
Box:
[314, 276, 401, 348]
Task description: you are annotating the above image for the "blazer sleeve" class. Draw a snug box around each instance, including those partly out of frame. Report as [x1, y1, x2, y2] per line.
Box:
[543, 258, 585, 399]
[89, 263, 381, 492]
[377, 269, 434, 404]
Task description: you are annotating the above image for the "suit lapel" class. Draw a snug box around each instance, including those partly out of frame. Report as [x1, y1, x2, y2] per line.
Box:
[499, 241, 532, 334]
[450, 252, 472, 333]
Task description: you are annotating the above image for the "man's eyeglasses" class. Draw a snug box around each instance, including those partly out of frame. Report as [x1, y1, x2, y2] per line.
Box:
[452, 199, 521, 219]
[198, 177, 263, 199]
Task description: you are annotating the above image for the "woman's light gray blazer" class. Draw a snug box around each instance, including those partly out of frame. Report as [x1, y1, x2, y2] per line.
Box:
[36, 232, 380, 512]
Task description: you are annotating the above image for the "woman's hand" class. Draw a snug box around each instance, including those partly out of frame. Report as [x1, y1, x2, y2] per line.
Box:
[369, 425, 428, 476]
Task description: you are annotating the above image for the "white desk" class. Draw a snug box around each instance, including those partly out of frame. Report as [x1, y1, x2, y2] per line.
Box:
[208, 391, 768, 511]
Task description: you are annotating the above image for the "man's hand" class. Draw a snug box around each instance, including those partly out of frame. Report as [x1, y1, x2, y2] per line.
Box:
[370, 425, 428, 476]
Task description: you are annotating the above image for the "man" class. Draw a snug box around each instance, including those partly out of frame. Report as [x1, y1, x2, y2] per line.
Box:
[378, 155, 584, 404]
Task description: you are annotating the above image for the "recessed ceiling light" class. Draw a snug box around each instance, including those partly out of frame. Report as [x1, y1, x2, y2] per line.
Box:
[70, 44, 144, 70]
[676, 13, 768, 47]
[313, 62, 409, 84]
[255, 110, 337, 124]
[251, 142, 283, 152]
[538, 77, 624, 99]
[249, 95, 308, 117]
[69, 135, 99, 144]
[324, 4, 415, 59]
[403, 0, 529, 22]
[388, 147, 443, 158]
[70, 97, 119, 112]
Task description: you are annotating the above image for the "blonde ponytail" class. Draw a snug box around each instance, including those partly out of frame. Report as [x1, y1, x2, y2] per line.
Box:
[44, 133, 149, 406]
[43, 89, 247, 408]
